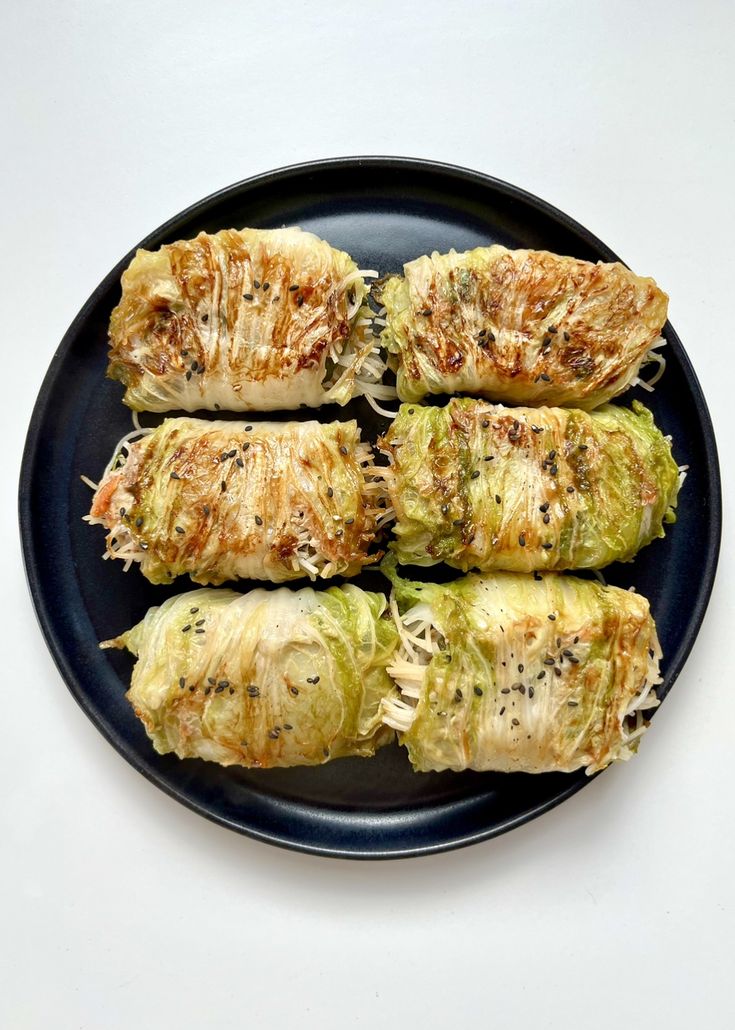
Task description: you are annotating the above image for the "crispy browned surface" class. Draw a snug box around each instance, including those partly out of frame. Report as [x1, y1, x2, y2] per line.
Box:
[383, 246, 668, 407]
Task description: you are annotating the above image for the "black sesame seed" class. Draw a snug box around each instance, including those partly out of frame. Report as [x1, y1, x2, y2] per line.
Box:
[512, 718, 520, 726]
[135, 516, 144, 527]
[190, 360, 198, 371]
[297, 295, 304, 307]
[563, 649, 573, 657]
[538, 670, 547, 678]
[453, 518, 465, 527]
[487, 331, 496, 342]
[253, 280, 260, 289]
[179, 677, 186, 688]
[495, 494, 501, 504]
[574, 636, 580, 644]
[474, 686, 483, 697]
[254, 515, 263, 526]
[289, 686, 299, 696]
[564, 331, 570, 341]
[531, 425, 543, 434]
[182, 625, 191, 633]
[539, 502, 550, 512]
[204, 686, 211, 695]
[484, 456, 494, 462]
[243, 293, 254, 301]
[501, 687, 511, 695]
[175, 525, 185, 534]
[203, 504, 210, 515]
[441, 504, 449, 515]
[528, 686, 535, 698]
[289, 284, 299, 291]
[567, 485, 575, 493]
[542, 542, 553, 549]
[454, 688, 463, 702]
[283, 723, 293, 731]
[540, 373, 551, 382]
[568, 700, 578, 707]
[195, 629, 205, 634]
[548, 613, 556, 621]
[247, 685, 260, 697]
[185, 370, 192, 381]
[544, 658, 555, 666]
[543, 513, 551, 524]
[568, 656, 580, 664]
[533, 571, 542, 581]
[195, 619, 205, 627]
[518, 664, 524, 672]
[268, 730, 279, 739]
[519, 533, 526, 547]
[499, 706, 506, 716]
[181, 349, 189, 357]
[263, 282, 270, 291]
[554, 667, 562, 678]
[189, 685, 196, 692]
[420, 308, 432, 316]
[481, 419, 490, 428]
[339, 445, 348, 455]
[550, 464, 558, 476]
[471, 470, 480, 479]
[228, 449, 237, 458]
[335, 530, 343, 538]
[190, 607, 199, 614]
[327, 487, 334, 498]
[548, 449, 557, 460]
[478, 329, 486, 337]
[221, 481, 227, 492]
[201, 314, 208, 323]
[236, 457, 244, 468]
[345, 517, 354, 525]
[245, 425, 252, 432]
[170, 471, 180, 480]
[578, 443, 588, 451]
[548, 325, 557, 334]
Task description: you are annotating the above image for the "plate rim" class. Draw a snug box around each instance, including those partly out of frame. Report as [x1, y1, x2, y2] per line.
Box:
[19, 156, 723, 859]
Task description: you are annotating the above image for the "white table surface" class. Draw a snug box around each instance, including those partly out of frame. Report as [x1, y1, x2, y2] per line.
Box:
[3, 2, 733, 1027]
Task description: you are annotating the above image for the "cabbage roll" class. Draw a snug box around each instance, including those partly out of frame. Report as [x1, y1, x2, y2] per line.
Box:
[380, 246, 668, 408]
[88, 417, 389, 584]
[381, 567, 661, 775]
[108, 226, 387, 411]
[105, 585, 398, 768]
[380, 398, 680, 572]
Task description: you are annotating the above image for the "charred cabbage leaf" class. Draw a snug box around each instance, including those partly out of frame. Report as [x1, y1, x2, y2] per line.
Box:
[88, 417, 389, 584]
[381, 563, 661, 775]
[380, 246, 668, 408]
[108, 226, 382, 411]
[105, 584, 398, 768]
[380, 398, 680, 572]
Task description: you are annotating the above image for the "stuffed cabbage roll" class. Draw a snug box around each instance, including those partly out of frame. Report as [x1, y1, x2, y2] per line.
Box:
[381, 566, 661, 775]
[380, 398, 680, 572]
[104, 585, 398, 768]
[87, 417, 390, 584]
[108, 226, 390, 411]
[380, 246, 668, 408]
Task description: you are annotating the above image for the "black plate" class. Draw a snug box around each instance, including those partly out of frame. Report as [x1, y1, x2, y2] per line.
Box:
[19, 158, 721, 859]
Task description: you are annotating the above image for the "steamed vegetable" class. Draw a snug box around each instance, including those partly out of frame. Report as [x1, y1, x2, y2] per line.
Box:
[108, 226, 388, 411]
[380, 245, 668, 408]
[380, 398, 680, 572]
[381, 564, 661, 774]
[105, 585, 399, 768]
[88, 417, 389, 584]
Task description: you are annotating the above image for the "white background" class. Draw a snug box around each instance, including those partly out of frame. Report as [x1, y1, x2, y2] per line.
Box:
[2, 2, 733, 1027]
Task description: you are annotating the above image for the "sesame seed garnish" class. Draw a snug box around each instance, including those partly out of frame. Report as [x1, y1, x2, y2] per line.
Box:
[306, 675, 320, 684]
[170, 471, 180, 480]
[548, 325, 557, 334]
[578, 443, 588, 451]
[501, 687, 510, 694]
[179, 677, 186, 688]
[567, 485, 575, 493]
[538, 670, 546, 678]
[289, 686, 299, 696]
[218, 680, 229, 689]
[190, 360, 198, 371]
[245, 425, 252, 432]
[499, 706, 506, 716]
[289, 284, 299, 292]
[335, 530, 343, 538]
[420, 308, 432, 317]
[195, 619, 205, 627]
[474, 686, 483, 696]
[528, 686, 535, 698]
[548, 613, 556, 621]
[327, 487, 334, 498]
[283, 723, 293, 730]
[181, 349, 189, 356]
[189, 685, 195, 692]
[512, 718, 520, 726]
[542, 542, 553, 549]
[201, 315, 208, 323]
[495, 494, 501, 504]
[518, 664, 524, 672]
[543, 513, 551, 524]
[487, 331, 496, 342]
[221, 481, 227, 492]
[175, 525, 185, 534]
[519, 533, 526, 547]
[228, 449, 237, 458]
[454, 688, 463, 702]
[195, 629, 205, 634]
[544, 658, 555, 666]
[254, 515, 263, 526]
[531, 425, 543, 434]
[203, 504, 210, 515]
[263, 282, 270, 291]
[539, 502, 550, 512]
[453, 518, 465, 527]
[548, 449, 556, 460]
[182, 625, 191, 633]
[564, 331, 570, 341]
[236, 457, 244, 468]
[345, 517, 354, 525]
[243, 293, 254, 301]
[481, 419, 490, 428]
[185, 370, 192, 380]
[339, 445, 348, 455]
[297, 295, 304, 307]
[247, 685, 260, 697]
[568, 700, 578, 707]
[533, 571, 542, 581]
[554, 667, 562, 678]
[478, 329, 486, 337]
[471, 470, 480, 479]
[253, 280, 260, 289]
[204, 686, 211, 695]
[135, 516, 143, 527]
